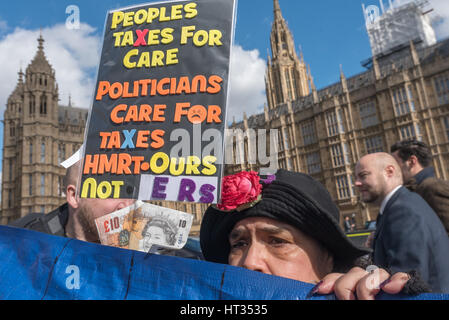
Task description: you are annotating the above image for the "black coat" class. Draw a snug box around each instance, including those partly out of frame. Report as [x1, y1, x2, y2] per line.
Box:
[373, 186, 449, 293]
[406, 167, 449, 236]
[8, 203, 69, 237]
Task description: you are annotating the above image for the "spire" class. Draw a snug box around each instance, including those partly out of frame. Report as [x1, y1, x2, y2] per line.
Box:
[372, 56, 381, 80]
[68, 94, 72, 108]
[299, 45, 304, 63]
[340, 64, 348, 92]
[243, 112, 248, 130]
[38, 31, 44, 52]
[8, 67, 25, 103]
[339, 64, 345, 79]
[274, 0, 282, 19]
[266, 0, 310, 107]
[27, 33, 53, 74]
[264, 104, 269, 122]
[18, 68, 24, 84]
[308, 65, 314, 88]
[308, 65, 319, 103]
[310, 73, 317, 92]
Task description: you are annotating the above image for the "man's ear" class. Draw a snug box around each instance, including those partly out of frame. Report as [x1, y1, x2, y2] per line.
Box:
[385, 165, 395, 177]
[66, 184, 80, 209]
[408, 155, 418, 168]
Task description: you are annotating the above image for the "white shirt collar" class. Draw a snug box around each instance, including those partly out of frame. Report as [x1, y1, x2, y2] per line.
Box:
[379, 185, 402, 215]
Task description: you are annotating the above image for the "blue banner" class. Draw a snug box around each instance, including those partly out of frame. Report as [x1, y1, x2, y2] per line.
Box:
[0, 226, 447, 300]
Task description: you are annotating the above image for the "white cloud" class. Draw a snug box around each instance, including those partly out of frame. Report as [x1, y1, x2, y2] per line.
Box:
[0, 23, 101, 116]
[429, 0, 449, 39]
[228, 45, 267, 123]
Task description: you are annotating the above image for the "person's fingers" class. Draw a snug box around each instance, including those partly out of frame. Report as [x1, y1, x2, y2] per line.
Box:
[355, 268, 391, 300]
[380, 272, 410, 295]
[312, 269, 410, 299]
[315, 273, 344, 295]
[333, 267, 368, 300]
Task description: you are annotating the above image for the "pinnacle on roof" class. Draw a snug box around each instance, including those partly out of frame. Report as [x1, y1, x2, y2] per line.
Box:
[274, 0, 281, 14]
[27, 33, 53, 74]
[273, 0, 284, 22]
[38, 31, 44, 52]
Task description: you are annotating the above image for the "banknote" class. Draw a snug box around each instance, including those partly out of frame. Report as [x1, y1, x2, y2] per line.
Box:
[95, 200, 193, 252]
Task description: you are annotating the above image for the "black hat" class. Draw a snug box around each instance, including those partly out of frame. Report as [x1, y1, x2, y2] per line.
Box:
[200, 169, 371, 268]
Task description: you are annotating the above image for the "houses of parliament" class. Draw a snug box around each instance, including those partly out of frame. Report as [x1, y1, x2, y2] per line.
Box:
[2, 0, 449, 232]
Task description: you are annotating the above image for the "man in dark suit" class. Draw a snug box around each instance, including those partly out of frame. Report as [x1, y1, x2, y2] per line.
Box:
[355, 153, 449, 293]
[391, 139, 449, 235]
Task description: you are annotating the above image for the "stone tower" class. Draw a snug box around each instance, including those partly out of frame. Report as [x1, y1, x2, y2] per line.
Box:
[1, 35, 87, 224]
[265, 0, 311, 110]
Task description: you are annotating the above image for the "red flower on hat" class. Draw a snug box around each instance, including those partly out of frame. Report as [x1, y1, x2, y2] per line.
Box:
[218, 171, 263, 211]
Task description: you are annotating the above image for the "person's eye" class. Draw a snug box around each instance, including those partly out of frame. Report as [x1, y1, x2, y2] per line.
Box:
[230, 240, 247, 249]
[269, 237, 289, 246]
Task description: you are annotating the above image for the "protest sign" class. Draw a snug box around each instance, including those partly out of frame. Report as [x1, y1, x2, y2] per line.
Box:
[80, 0, 237, 204]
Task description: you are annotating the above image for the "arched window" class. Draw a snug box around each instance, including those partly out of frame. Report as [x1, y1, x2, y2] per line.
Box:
[29, 95, 36, 114]
[41, 142, 46, 163]
[8, 190, 12, 208]
[40, 174, 45, 196]
[9, 159, 13, 181]
[29, 174, 33, 196]
[40, 95, 47, 114]
[29, 141, 33, 164]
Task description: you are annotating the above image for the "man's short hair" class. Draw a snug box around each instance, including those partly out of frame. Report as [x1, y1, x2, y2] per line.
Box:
[62, 160, 81, 190]
[390, 139, 432, 167]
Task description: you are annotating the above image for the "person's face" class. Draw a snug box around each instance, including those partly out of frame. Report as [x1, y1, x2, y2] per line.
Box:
[143, 225, 165, 249]
[391, 151, 413, 183]
[355, 159, 386, 204]
[78, 198, 135, 242]
[228, 217, 332, 284]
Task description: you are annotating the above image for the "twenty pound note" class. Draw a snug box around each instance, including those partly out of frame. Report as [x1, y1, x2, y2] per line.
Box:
[95, 200, 193, 252]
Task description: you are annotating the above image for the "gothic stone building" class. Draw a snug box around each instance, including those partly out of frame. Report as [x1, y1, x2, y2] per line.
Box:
[225, 0, 449, 229]
[1, 36, 87, 225]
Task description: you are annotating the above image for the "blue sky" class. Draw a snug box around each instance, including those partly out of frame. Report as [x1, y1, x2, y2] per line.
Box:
[0, 0, 375, 88]
[0, 0, 448, 176]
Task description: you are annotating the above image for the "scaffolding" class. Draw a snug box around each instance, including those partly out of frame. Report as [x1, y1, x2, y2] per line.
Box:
[362, 0, 436, 57]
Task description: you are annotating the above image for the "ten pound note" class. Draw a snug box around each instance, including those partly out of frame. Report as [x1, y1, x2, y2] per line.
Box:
[95, 200, 193, 252]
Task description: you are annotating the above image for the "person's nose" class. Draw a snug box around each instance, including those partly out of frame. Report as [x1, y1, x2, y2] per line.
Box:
[354, 179, 362, 188]
[241, 242, 270, 275]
